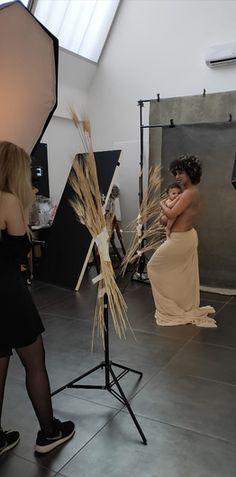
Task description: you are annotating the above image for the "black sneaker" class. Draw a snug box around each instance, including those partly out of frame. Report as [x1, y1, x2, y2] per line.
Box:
[0, 428, 20, 456]
[35, 418, 75, 454]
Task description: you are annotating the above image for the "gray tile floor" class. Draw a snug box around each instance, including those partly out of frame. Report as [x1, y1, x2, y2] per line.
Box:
[1, 269, 236, 476]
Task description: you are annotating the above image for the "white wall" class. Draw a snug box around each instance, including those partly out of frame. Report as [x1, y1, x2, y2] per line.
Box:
[55, 48, 96, 119]
[40, 48, 97, 204]
[41, 117, 81, 204]
[41, 0, 236, 226]
[88, 0, 236, 229]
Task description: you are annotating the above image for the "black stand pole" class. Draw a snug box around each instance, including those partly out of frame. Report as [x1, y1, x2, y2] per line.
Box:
[132, 96, 173, 284]
[132, 100, 149, 284]
[51, 293, 147, 445]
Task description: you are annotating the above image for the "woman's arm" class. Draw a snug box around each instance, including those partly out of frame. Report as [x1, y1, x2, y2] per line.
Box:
[167, 194, 181, 209]
[160, 189, 196, 220]
[160, 213, 168, 226]
[4, 193, 26, 235]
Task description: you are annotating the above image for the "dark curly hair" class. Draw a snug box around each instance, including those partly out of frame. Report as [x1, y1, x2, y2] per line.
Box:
[169, 154, 202, 185]
[166, 182, 182, 194]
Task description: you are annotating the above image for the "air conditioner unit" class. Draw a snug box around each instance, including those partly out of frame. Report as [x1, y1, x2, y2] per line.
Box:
[205, 42, 236, 68]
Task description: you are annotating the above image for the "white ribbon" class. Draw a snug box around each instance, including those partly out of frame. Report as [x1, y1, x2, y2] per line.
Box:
[136, 224, 142, 237]
[92, 273, 103, 284]
[94, 227, 111, 262]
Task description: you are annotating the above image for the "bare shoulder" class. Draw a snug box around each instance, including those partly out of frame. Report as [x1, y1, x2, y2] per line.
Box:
[3, 191, 19, 203]
[3, 192, 22, 213]
[2, 193, 26, 235]
[183, 186, 198, 196]
[182, 187, 199, 201]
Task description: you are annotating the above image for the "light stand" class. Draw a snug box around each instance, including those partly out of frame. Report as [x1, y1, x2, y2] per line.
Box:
[51, 293, 147, 445]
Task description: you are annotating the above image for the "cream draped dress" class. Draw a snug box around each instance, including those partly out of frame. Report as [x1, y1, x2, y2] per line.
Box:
[147, 228, 216, 327]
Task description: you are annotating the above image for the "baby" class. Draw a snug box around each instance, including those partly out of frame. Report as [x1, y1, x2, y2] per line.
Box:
[160, 182, 182, 236]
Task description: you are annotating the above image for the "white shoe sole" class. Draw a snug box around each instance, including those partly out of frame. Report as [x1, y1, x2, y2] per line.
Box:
[0, 436, 20, 456]
[34, 429, 75, 454]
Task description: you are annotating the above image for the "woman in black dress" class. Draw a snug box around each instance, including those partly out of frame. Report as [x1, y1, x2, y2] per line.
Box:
[0, 141, 75, 455]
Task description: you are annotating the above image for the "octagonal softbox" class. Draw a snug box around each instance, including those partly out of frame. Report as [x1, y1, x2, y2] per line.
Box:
[0, 1, 58, 153]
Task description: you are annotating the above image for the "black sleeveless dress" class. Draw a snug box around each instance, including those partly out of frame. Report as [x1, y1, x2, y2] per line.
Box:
[0, 229, 44, 351]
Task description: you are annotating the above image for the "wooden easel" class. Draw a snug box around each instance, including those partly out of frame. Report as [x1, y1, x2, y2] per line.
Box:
[109, 215, 126, 262]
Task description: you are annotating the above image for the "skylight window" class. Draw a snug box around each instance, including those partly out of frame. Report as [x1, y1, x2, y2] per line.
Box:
[33, 0, 120, 63]
[0, 0, 29, 6]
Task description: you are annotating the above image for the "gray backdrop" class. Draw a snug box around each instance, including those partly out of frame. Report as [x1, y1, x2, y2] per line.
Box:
[159, 122, 236, 289]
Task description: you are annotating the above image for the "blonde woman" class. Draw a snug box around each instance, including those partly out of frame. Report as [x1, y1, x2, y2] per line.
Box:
[0, 141, 75, 455]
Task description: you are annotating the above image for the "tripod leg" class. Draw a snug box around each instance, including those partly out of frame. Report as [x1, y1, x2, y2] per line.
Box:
[51, 363, 104, 396]
[109, 366, 147, 445]
[112, 362, 143, 377]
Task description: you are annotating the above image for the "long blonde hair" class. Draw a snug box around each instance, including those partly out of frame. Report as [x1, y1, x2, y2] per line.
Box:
[0, 141, 34, 220]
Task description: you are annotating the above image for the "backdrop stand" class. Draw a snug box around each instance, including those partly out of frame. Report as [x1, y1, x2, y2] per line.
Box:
[132, 97, 175, 284]
[131, 100, 149, 284]
[51, 293, 147, 445]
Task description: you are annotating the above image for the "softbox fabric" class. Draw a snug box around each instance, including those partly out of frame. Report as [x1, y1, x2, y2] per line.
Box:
[159, 122, 236, 290]
[0, 1, 58, 153]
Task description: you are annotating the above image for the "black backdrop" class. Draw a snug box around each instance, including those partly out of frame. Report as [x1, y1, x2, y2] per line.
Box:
[37, 150, 121, 290]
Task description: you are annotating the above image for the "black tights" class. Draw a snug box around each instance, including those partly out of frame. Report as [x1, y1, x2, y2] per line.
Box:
[0, 336, 54, 435]
[0, 356, 9, 429]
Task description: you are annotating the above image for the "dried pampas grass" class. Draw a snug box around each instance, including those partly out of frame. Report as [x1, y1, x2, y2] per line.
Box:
[122, 165, 165, 275]
[69, 110, 129, 341]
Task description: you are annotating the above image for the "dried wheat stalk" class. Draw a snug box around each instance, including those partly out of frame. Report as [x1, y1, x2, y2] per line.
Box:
[122, 165, 165, 274]
[69, 111, 129, 341]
